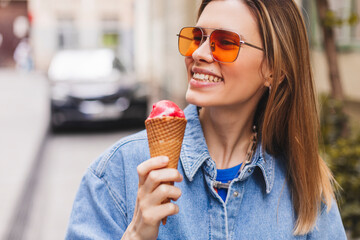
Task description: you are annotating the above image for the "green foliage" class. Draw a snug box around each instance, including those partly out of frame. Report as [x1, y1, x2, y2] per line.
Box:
[348, 12, 359, 26]
[320, 95, 348, 144]
[324, 10, 359, 27]
[320, 95, 360, 238]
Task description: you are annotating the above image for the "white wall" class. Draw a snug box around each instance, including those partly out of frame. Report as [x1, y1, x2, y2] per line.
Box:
[134, 0, 199, 107]
[312, 50, 360, 100]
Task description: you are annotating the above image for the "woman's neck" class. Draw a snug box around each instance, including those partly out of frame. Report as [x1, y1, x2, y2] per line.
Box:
[199, 105, 255, 169]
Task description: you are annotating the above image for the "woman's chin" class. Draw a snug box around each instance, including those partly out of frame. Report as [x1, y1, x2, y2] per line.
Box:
[185, 90, 212, 108]
[185, 90, 202, 107]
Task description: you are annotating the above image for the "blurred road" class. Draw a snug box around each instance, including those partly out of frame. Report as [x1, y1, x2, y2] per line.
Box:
[22, 129, 140, 240]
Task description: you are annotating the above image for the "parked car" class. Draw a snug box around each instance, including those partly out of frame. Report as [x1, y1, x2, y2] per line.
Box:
[48, 48, 148, 131]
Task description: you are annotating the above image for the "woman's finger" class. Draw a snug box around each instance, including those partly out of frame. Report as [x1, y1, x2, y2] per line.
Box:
[142, 184, 182, 206]
[142, 168, 183, 193]
[137, 156, 169, 185]
[140, 202, 180, 226]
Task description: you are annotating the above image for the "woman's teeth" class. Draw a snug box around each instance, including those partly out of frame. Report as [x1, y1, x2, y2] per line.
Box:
[193, 73, 222, 82]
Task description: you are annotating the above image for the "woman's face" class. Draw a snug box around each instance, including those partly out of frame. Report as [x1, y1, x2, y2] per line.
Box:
[185, 0, 269, 109]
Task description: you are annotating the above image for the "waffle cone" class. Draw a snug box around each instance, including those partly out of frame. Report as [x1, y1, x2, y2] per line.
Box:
[145, 117, 187, 169]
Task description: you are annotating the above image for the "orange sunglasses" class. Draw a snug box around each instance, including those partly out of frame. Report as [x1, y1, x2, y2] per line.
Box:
[177, 27, 264, 63]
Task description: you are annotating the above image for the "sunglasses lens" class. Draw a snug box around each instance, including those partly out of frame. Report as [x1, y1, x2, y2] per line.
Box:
[178, 27, 202, 57]
[210, 30, 240, 62]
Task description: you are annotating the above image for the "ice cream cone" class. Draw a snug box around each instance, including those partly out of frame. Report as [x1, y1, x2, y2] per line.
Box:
[145, 116, 187, 169]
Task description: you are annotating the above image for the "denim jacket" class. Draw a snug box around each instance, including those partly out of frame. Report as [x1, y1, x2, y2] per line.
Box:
[66, 104, 346, 240]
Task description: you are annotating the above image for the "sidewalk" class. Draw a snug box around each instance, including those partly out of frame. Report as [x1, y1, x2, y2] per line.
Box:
[0, 69, 49, 239]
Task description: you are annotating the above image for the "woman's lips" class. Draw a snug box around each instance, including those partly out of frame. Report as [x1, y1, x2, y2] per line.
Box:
[189, 67, 224, 88]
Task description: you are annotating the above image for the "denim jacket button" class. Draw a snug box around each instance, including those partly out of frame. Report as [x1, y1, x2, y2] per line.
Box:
[233, 191, 239, 197]
[248, 168, 252, 173]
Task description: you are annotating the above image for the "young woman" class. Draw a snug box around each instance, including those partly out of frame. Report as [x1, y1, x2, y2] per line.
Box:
[66, 0, 346, 239]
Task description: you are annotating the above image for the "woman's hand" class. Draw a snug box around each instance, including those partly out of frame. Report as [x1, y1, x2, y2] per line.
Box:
[122, 156, 183, 240]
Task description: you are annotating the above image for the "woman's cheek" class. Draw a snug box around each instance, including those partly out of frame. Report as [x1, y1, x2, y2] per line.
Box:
[185, 58, 193, 81]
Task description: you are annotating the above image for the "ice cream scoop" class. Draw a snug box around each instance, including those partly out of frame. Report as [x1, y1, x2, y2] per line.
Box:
[147, 100, 185, 119]
[145, 100, 187, 225]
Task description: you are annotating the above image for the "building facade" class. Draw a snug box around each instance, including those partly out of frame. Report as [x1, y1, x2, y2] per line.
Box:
[28, 0, 134, 70]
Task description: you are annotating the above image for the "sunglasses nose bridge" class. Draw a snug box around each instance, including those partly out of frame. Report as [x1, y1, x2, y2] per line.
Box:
[192, 34, 215, 62]
[203, 34, 217, 61]
[199, 34, 210, 47]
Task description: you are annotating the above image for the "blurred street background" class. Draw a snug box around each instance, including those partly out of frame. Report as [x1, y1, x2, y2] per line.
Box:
[0, 0, 359, 239]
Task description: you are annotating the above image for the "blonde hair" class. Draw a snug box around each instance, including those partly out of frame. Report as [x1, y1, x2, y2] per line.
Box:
[199, 0, 335, 235]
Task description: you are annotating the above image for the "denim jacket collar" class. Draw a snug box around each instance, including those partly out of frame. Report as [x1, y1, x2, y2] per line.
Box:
[180, 104, 275, 194]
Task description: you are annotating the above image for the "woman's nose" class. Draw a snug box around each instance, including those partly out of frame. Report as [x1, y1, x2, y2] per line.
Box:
[192, 37, 214, 63]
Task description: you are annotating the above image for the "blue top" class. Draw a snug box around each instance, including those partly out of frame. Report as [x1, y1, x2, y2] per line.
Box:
[66, 104, 346, 239]
[216, 164, 242, 202]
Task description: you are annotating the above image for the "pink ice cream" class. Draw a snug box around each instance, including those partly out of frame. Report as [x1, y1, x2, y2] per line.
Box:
[147, 100, 185, 119]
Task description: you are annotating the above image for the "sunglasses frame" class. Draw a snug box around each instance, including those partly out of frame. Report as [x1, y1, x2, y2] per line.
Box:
[177, 26, 264, 63]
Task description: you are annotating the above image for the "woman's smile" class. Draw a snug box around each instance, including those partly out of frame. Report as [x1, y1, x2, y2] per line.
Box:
[192, 72, 223, 83]
[189, 67, 224, 88]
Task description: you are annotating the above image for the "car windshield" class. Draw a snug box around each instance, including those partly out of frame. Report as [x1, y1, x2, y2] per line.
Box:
[48, 49, 121, 82]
